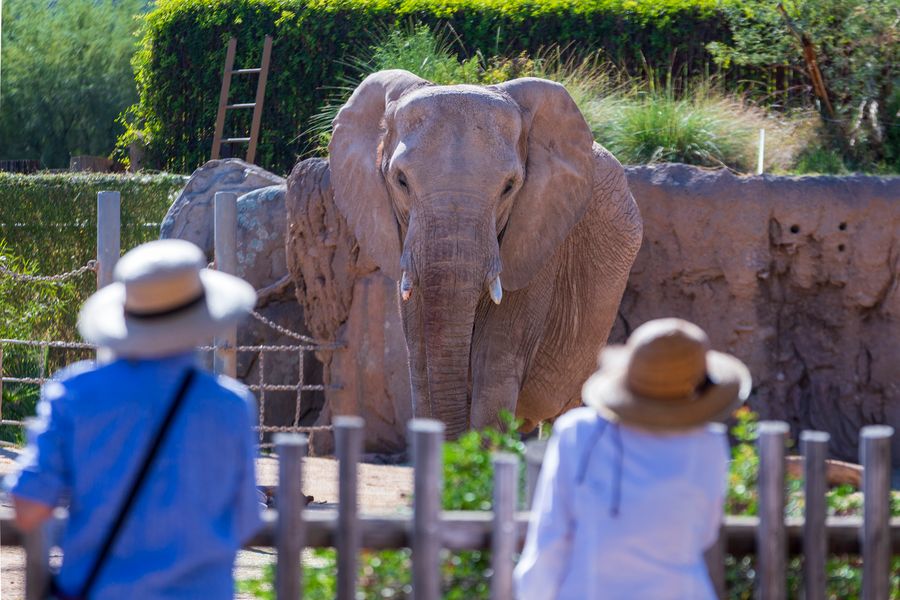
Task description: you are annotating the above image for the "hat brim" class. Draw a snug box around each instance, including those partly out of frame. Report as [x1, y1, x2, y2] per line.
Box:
[582, 346, 752, 431]
[78, 269, 256, 358]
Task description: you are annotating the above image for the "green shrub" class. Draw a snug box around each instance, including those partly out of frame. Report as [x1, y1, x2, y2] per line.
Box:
[125, 0, 737, 175]
[0, 0, 147, 168]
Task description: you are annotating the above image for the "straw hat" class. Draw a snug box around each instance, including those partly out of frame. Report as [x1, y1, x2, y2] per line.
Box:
[582, 318, 751, 431]
[78, 239, 256, 358]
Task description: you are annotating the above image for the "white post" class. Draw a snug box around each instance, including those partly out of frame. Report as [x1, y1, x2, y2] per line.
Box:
[96, 191, 120, 362]
[757, 129, 766, 175]
[214, 191, 238, 377]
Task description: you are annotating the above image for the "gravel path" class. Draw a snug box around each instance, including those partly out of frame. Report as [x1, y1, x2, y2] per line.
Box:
[1, 448, 413, 599]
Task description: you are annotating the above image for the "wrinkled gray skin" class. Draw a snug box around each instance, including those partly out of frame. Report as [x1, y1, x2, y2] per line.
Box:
[297, 69, 642, 438]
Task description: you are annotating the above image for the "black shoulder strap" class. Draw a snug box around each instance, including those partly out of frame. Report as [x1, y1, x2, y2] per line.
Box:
[78, 368, 196, 598]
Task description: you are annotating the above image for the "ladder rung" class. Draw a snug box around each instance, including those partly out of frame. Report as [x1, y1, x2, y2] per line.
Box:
[222, 137, 251, 143]
[226, 103, 256, 110]
[231, 68, 262, 75]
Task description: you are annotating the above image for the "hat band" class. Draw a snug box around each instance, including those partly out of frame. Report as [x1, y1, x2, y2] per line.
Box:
[124, 291, 206, 320]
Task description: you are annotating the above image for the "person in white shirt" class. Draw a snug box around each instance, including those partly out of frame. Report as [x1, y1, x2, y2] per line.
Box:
[514, 318, 751, 600]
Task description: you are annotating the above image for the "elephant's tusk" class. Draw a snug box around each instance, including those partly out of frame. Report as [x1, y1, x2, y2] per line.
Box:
[489, 275, 502, 305]
[400, 271, 413, 302]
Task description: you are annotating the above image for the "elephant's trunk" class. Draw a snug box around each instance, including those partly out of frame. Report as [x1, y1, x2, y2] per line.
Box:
[401, 201, 500, 439]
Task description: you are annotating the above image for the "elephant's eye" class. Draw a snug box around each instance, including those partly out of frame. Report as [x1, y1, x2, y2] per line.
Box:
[502, 179, 515, 196]
[397, 172, 409, 191]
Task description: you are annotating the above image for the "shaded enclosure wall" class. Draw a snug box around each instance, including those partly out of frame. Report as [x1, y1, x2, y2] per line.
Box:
[282, 162, 898, 465]
[614, 165, 899, 467]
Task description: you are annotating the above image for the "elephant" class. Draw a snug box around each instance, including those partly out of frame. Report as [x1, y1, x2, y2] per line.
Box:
[287, 69, 642, 439]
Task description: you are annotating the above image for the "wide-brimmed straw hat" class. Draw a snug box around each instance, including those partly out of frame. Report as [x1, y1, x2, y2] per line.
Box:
[78, 239, 256, 358]
[582, 318, 752, 431]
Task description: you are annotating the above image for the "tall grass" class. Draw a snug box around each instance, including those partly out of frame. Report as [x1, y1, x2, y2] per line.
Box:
[309, 26, 814, 173]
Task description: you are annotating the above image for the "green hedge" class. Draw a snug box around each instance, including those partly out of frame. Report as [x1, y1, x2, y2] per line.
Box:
[128, 0, 736, 175]
[0, 172, 187, 338]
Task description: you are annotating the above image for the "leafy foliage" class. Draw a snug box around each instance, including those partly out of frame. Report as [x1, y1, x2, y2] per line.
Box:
[125, 0, 737, 175]
[0, 0, 147, 168]
[706, 0, 900, 172]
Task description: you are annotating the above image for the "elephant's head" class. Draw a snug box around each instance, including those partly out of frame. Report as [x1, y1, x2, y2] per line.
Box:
[329, 69, 595, 437]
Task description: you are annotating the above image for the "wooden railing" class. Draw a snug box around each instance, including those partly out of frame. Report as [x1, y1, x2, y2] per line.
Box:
[1, 418, 897, 599]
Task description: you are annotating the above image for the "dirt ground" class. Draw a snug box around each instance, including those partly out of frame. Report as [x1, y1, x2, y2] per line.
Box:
[0, 447, 413, 599]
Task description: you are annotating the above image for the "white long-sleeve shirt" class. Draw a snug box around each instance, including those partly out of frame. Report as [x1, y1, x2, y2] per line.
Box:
[514, 407, 728, 600]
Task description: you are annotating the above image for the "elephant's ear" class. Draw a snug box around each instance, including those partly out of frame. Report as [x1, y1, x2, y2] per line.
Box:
[494, 78, 595, 290]
[328, 70, 430, 281]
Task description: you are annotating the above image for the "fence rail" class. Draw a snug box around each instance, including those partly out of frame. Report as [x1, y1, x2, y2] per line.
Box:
[1, 419, 896, 600]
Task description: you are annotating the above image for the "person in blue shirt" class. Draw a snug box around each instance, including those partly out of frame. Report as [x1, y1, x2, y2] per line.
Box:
[514, 318, 751, 600]
[4, 239, 263, 599]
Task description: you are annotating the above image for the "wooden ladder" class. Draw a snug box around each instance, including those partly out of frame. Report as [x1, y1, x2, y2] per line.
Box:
[211, 36, 273, 165]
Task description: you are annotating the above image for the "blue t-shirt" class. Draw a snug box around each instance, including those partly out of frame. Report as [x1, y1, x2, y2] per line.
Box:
[4, 353, 263, 599]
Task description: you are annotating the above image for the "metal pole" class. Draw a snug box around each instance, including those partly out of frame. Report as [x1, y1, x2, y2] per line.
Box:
[275, 432, 307, 600]
[214, 191, 238, 377]
[756, 421, 788, 600]
[335, 416, 364, 600]
[860, 425, 893, 600]
[96, 191, 121, 290]
[410, 419, 444, 600]
[491, 453, 518, 600]
[801, 431, 829, 600]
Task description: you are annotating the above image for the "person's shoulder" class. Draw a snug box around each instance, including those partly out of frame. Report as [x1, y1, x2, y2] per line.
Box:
[551, 407, 606, 443]
[192, 371, 256, 414]
[39, 360, 99, 403]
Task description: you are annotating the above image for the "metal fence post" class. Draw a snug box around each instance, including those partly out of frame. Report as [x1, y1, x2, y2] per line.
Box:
[491, 453, 518, 600]
[96, 191, 120, 289]
[335, 416, 364, 600]
[275, 433, 307, 600]
[860, 425, 893, 600]
[801, 431, 829, 600]
[756, 421, 789, 600]
[410, 419, 444, 600]
[213, 191, 238, 377]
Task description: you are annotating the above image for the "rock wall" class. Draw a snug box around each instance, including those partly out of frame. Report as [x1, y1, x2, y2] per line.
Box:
[615, 165, 899, 467]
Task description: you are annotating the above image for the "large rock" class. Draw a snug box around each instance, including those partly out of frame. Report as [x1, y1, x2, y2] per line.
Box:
[161, 159, 323, 430]
[161, 158, 285, 261]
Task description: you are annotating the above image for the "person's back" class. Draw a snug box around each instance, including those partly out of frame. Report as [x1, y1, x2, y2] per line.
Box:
[515, 408, 727, 599]
[514, 318, 751, 600]
[4, 239, 262, 598]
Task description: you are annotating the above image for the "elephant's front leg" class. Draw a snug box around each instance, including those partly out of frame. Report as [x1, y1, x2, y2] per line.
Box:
[469, 283, 550, 431]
